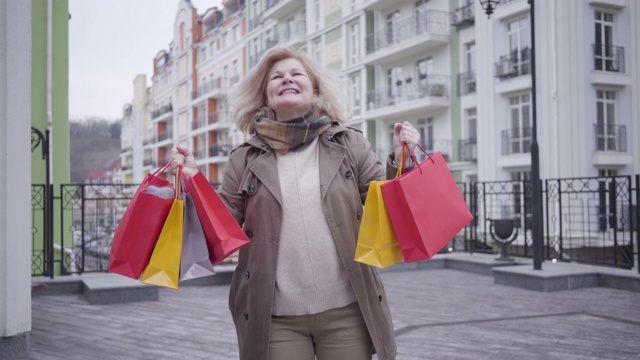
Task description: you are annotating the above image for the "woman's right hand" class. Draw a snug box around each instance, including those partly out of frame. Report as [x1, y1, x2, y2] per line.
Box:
[170, 147, 198, 178]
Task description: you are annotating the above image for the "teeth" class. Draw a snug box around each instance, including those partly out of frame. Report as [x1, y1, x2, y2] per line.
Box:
[282, 89, 298, 95]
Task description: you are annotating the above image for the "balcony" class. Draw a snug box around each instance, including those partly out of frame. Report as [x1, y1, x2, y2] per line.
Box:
[152, 104, 173, 120]
[593, 44, 625, 73]
[278, 20, 306, 48]
[209, 144, 231, 157]
[262, 0, 303, 21]
[364, 10, 449, 65]
[451, 3, 474, 29]
[594, 124, 626, 152]
[248, 15, 263, 31]
[457, 70, 476, 96]
[192, 115, 206, 130]
[495, 48, 530, 79]
[191, 77, 231, 101]
[156, 130, 170, 143]
[458, 138, 477, 162]
[143, 158, 153, 166]
[366, 75, 450, 114]
[420, 139, 452, 162]
[501, 127, 532, 155]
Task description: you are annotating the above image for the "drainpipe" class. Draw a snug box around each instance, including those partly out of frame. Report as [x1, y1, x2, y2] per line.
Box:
[47, 0, 53, 146]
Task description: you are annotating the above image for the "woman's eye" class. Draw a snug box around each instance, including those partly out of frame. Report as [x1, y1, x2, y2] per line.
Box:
[271, 75, 282, 80]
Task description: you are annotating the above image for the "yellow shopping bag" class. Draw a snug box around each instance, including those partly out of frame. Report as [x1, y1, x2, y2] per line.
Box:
[354, 180, 404, 268]
[140, 169, 184, 289]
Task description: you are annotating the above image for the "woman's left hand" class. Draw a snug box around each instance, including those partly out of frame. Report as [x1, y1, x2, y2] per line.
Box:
[392, 121, 420, 166]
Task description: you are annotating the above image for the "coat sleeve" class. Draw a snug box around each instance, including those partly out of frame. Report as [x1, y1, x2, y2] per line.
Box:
[216, 149, 246, 226]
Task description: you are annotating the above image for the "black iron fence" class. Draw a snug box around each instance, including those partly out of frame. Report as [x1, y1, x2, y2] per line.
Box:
[31, 175, 639, 277]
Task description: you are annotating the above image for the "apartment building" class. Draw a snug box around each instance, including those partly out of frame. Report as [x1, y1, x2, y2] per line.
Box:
[121, 0, 639, 185]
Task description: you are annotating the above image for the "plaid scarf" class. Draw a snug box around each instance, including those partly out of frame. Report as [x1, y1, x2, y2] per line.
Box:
[252, 107, 333, 154]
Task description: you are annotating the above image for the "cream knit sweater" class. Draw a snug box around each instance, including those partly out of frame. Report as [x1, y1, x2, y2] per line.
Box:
[272, 138, 356, 316]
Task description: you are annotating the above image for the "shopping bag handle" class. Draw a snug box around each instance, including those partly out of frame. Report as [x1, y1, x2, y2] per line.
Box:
[395, 143, 435, 177]
[175, 166, 186, 200]
[151, 161, 173, 178]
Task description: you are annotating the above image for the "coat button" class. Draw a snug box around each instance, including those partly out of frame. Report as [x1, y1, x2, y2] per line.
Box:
[248, 184, 256, 194]
[245, 230, 253, 238]
[245, 271, 250, 280]
[378, 295, 383, 302]
[357, 212, 361, 221]
[345, 170, 353, 179]
[244, 312, 249, 320]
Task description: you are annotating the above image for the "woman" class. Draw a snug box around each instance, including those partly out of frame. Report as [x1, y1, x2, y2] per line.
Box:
[171, 47, 419, 360]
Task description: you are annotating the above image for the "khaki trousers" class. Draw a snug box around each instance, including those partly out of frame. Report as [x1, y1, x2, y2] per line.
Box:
[269, 302, 373, 360]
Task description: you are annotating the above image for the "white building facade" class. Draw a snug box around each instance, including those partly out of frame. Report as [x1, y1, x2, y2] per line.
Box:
[122, 0, 639, 185]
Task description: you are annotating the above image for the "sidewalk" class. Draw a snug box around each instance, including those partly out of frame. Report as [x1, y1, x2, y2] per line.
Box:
[21, 258, 640, 360]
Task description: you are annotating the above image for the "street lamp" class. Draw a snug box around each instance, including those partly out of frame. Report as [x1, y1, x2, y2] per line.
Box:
[479, 0, 499, 18]
[480, 0, 543, 270]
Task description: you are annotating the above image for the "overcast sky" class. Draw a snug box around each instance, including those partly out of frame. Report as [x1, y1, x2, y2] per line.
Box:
[69, 0, 221, 121]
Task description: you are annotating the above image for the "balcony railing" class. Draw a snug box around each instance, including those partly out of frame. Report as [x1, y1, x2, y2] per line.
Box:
[495, 48, 531, 79]
[143, 158, 153, 166]
[451, 3, 474, 29]
[458, 138, 477, 161]
[502, 127, 532, 155]
[209, 144, 231, 157]
[280, 20, 306, 44]
[594, 124, 626, 152]
[152, 104, 173, 119]
[366, 75, 449, 111]
[192, 116, 206, 130]
[192, 78, 220, 100]
[156, 129, 171, 143]
[419, 139, 452, 162]
[193, 148, 206, 159]
[457, 70, 476, 96]
[365, 10, 449, 55]
[264, 0, 280, 11]
[593, 44, 625, 73]
[249, 15, 263, 31]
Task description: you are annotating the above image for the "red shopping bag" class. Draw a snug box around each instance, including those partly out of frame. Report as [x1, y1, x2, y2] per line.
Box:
[186, 171, 249, 265]
[109, 162, 175, 279]
[380, 145, 473, 262]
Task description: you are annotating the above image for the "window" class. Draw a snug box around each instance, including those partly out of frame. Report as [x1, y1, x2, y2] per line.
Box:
[466, 108, 477, 141]
[465, 42, 476, 72]
[416, 0, 429, 34]
[416, 117, 434, 161]
[312, 39, 323, 64]
[222, 32, 228, 49]
[233, 25, 239, 42]
[223, 65, 229, 87]
[314, 0, 322, 30]
[596, 90, 616, 151]
[508, 94, 532, 154]
[594, 11, 616, 71]
[232, 60, 239, 84]
[387, 66, 404, 103]
[416, 58, 431, 96]
[507, 17, 531, 75]
[209, 41, 215, 57]
[349, 22, 360, 66]
[349, 74, 361, 116]
[386, 10, 401, 45]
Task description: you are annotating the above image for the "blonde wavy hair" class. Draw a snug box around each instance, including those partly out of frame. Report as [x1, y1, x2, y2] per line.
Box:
[228, 46, 348, 133]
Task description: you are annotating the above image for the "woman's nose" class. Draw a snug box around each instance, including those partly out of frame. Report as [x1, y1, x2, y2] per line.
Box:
[282, 74, 293, 83]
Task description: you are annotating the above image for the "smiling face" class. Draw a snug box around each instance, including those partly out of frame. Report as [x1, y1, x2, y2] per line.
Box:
[264, 58, 316, 121]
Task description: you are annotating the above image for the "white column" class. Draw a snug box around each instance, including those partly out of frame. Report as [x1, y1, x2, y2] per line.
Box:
[0, 0, 33, 356]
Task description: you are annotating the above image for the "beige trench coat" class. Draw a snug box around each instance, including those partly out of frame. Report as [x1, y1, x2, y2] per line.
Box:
[218, 123, 401, 360]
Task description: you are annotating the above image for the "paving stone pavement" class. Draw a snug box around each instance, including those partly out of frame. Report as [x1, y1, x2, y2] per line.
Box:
[20, 268, 640, 360]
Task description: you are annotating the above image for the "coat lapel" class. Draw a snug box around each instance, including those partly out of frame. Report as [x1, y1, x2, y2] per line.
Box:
[319, 126, 347, 200]
[245, 137, 283, 206]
